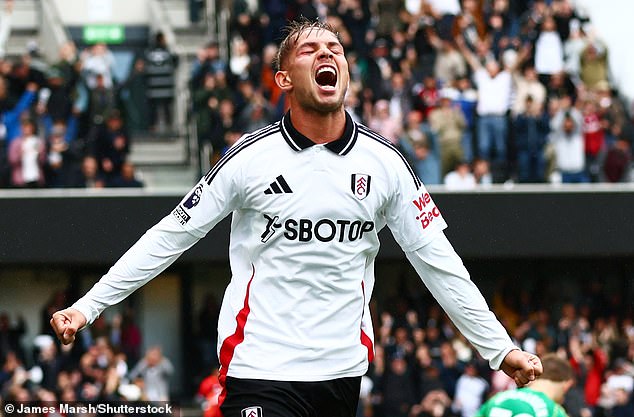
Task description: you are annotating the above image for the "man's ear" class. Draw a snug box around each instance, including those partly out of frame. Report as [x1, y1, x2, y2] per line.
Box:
[275, 71, 292, 91]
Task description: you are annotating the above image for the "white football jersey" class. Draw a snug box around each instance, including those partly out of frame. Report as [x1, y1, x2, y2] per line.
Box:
[72, 112, 516, 383]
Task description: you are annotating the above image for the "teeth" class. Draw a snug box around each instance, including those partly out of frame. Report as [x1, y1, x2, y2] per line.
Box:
[317, 67, 336, 75]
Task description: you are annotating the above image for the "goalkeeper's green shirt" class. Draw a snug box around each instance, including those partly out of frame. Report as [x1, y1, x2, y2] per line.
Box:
[476, 388, 569, 417]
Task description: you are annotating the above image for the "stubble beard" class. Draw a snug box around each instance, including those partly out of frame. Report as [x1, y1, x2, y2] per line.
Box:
[300, 87, 346, 115]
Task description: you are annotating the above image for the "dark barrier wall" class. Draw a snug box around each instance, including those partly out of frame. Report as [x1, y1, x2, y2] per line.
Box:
[1, 185, 633, 264]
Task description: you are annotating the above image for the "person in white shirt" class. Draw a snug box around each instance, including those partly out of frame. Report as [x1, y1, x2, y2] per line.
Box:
[51, 19, 542, 417]
[452, 362, 489, 417]
[549, 104, 588, 183]
[534, 15, 564, 81]
[7, 118, 46, 187]
[444, 160, 477, 190]
[458, 36, 528, 181]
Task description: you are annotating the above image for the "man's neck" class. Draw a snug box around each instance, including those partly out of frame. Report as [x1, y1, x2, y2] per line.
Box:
[289, 107, 347, 144]
[525, 379, 563, 404]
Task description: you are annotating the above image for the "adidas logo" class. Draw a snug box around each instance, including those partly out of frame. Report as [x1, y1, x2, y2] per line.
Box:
[264, 175, 293, 194]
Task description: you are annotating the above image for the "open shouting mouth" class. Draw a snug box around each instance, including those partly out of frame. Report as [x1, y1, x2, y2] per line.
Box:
[315, 64, 337, 91]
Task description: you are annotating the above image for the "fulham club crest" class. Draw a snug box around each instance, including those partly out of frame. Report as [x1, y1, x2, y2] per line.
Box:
[241, 406, 263, 417]
[351, 173, 371, 200]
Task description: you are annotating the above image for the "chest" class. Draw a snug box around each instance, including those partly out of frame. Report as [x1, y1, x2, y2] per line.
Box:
[242, 145, 389, 222]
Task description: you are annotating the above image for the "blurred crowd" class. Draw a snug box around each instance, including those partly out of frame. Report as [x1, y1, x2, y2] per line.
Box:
[356, 281, 634, 417]
[1, 0, 633, 189]
[0, 0, 182, 189]
[193, 0, 634, 185]
[0, 290, 177, 409]
[1, 281, 633, 417]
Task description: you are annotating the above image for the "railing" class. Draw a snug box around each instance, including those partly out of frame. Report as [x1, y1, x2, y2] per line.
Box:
[40, 0, 72, 63]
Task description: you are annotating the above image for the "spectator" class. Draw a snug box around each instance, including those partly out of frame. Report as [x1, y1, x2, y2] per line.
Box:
[513, 96, 549, 183]
[399, 110, 442, 185]
[81, 42, 116, 90]
[512, 65, 547, 118]
[41, 67, 76, 139]
[87, 72, 117, 131]
[458, 36, 525, 181]
[190, 41, 227, 91]
[563, 19, 588, 83]
[428, 30, 467, 86]
[44, 122, 75, 187]
[71, 155, 106, 188]
[598, 358, 634, 417]
[372, 0, 405, 40]
[258, 43, 285, 111]
[452, 361, 489, 417]
[444, 160, 476, 190]
[439, 341, 464, 398]
[34, 336, 67, 392]
[534, 14, 565, 85]
[570, 336, 608, 410]
[594, 81, 629, 145]
[579, 34, 609, 90]
[380, 353, 418, 417]
[93, 110, 130, 182]
[601, 127, 632, 183]
[335, 0, 370, 55]
[120, 57, 150, 133]
[235, 89, 274, 133]
[387, 71, 414, 124]
[8, 117, 46, 188]
[1, 80, 38, 147]
[485, 0, 521, 58]
[411, 389, 458, 417]
[452, 0, 487, 54]
[549, 105, 588, 183]
[414, 75, 441, 123]
[128, 346, 174, 402]
[363, 38, 394, 102]
[472, 158, 493, 186]
[228, 36, 253, 83]
[368, 99, 402, 145]
[581, 97, 606, 181]
[108, 161, 144, 188]
[144, 31, 178, 134]
[0, 351, 27, 396]
[445, 76, 477, 163]
[230, 0, 263, 55]
[428, 91, 467, 176]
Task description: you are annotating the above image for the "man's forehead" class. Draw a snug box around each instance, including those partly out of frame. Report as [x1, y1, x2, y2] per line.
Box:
[295, 28, 340, 45]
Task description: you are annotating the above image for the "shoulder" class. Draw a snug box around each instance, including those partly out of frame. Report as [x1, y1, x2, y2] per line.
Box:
[553, 403, 569, 417]
[226, 121, 282, 158]
[354, 122, 422, 189]
[203, 121, 282, 184]
[355, 122, 403, 157]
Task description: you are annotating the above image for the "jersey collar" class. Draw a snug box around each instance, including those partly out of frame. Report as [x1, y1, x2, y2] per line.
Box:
[280, 110, 358, 156]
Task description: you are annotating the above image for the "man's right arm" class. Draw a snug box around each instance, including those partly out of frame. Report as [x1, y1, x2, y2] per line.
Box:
[51, 215, 201, 344]
[71, 215, 202, 324]
[51, 147, 246, 344]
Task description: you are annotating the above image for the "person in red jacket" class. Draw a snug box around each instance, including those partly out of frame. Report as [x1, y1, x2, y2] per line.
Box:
[570, 336, 607, 409]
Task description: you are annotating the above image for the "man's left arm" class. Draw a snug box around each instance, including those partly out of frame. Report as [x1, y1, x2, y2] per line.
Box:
[405, 232, 542, 385]
[382, 155, 542, 385]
